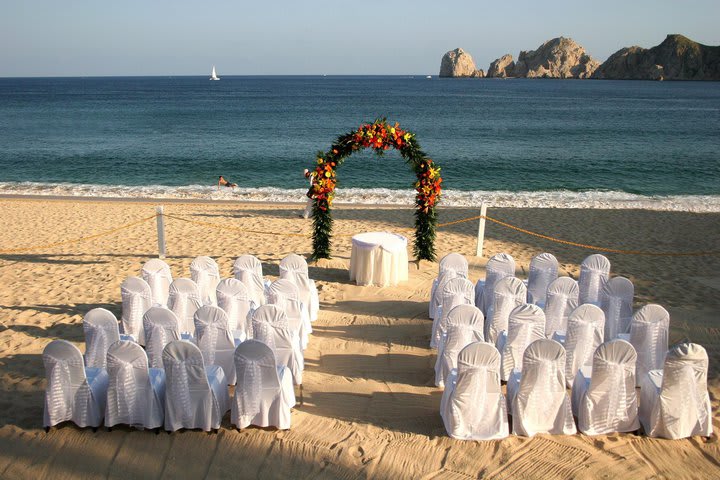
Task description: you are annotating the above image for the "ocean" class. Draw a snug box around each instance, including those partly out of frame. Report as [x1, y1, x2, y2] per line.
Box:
[0, 75, 719, 211]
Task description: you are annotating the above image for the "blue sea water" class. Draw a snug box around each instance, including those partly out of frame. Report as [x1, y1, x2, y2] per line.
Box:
[0, 75, 719, 209]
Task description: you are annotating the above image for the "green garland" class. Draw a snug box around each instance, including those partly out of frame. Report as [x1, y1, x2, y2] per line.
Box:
[308, 119, 442, 261]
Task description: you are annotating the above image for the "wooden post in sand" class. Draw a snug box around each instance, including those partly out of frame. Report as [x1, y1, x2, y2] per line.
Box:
[476, 202, 487, 257]
[155, 206, 166, 259]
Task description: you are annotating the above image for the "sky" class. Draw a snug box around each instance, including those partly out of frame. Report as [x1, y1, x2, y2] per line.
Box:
[1, 0, 719, 77]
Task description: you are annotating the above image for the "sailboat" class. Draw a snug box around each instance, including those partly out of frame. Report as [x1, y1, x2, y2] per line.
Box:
[210, 65, 220, 81]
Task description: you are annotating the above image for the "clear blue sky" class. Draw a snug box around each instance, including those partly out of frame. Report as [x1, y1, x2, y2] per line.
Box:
[1, 0, 718, 76]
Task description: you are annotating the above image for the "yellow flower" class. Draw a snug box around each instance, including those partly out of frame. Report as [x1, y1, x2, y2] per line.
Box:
[390, 127, 395, 134]
[403, 133, 412, 141]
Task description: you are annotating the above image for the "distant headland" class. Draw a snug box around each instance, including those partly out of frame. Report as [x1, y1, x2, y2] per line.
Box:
[440, 34, 720, 81]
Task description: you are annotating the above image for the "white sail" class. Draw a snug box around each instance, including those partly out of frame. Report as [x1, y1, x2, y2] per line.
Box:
[210, 66, 220, 81]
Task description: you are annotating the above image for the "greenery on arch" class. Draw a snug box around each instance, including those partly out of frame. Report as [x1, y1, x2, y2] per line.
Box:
[307, 119, 442, 261]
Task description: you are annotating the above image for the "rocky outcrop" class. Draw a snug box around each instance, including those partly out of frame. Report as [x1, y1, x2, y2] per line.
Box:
[487, 54, 515, 78]
[512, 37, 600, 79]
[592, 34, 720, 81]
[439, 48, 485, 78]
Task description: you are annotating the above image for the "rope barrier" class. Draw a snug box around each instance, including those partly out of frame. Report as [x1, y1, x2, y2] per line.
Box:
[162, 213, 309, 237]
[437, 214, 720, 257]
[0, 215, 157, 255]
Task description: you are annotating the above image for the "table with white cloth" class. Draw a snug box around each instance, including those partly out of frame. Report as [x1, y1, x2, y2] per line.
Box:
[349, 232, 409, 287]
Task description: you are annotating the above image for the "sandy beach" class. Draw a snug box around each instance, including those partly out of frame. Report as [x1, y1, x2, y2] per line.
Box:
[0, 196, 719, 479]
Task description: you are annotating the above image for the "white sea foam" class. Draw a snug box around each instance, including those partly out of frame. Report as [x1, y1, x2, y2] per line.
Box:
[1, 182, 719, 212]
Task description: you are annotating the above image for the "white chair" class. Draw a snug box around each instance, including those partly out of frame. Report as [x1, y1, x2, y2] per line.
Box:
[486, 276, 526, 349]
[251, 304, 304, 386]
[83, 308, 121, 369]
[639, 342, 712, 439]
[601, 276, 634, 341]
[543, 277, 579, 338]
[508, 338, 576, 437]
[572, 339, 639, 435]
[527, 253, 559, 307]
[42, 339, 109, 430]
[167, 278, 202, 336]
[120, 276, 152, 345]
[141, 258, 173, 307]
[475, 253, 515, 316]
[440, 342, 508, 440]
[267, 278, 311, 350]
[280, 254, 320, 323]
[578, 254, 611, 306]
[233, 255, 266, 309]
[143, 307, 181, 369]
[500, 304, 546, 381]
[162, 340, 230, 432]
[434, 304, 484, 388]
[629, 304, 669, 387]
[431, 277, 474, 349]
[430, 269, 460, 322]
[564, 304, 605, 388]
[430, 253, 468, 319]
[216, 278, 254, 340]
[194, 305, 237, 385]
[190, 256, 221, 306]
[231, 340, 295, 430]
[105, 340, 165, 430]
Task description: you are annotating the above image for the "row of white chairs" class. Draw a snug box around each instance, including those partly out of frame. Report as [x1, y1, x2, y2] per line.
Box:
[124, 254, 319, 343]
[43, 337, 294, 432]
[440, 337, 712, 440]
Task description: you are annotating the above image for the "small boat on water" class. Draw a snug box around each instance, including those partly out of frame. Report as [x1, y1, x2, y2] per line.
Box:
[426, 75, 432, 79]
[210, 66, 220, 81]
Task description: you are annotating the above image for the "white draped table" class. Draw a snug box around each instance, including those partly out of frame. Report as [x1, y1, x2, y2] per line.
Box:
[349, 232, 409, 287]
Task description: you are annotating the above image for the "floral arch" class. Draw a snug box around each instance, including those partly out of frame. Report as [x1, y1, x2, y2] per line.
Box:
[308, 119, 442, 261]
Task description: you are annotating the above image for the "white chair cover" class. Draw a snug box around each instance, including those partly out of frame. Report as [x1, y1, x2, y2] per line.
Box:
[572, 339, 639, 435]
[105, 340, 165, 429]
[430, 253, 469, 319]
[434, 304, 485, 388]
[143, 307, 181, 369]
[500, 304, 546, 381]
[564, 304, 606, 388]
[475, 253, 515, 316]
[83, 308, 121, 369]
[486, 276, 527, 349]
[233, 255, 266, 308]
[161, 340, 230, 432]
[251, 304, 304, 386]
[639, 343, 712, 439]
[120, 276, 152, 345]
[194, 305, 237, 384]
[508, 339, 576, 436]
[543, 277, 579, 337]
[167, 278, 202, 335]
[267, 278, 311, 350]
[440, 342, 509, 440]
[279, 253, 320, 323]
[629, 304, 669, 387]
[42, 339, 109, 428]
[190, 256, 221, 306]
[431, 277, 474, 349]
[578, 254, 611, 306]
[231, 340, 295, 430]
[141, 258, 173, 307]
[527, 253, 559, 307]
[216, 278, 254, 338]
[601, 276, 634, 341]
[430, 269, 460, 321]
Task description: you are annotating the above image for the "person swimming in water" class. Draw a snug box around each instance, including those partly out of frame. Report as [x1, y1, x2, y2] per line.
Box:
[218, 175, 237, 189]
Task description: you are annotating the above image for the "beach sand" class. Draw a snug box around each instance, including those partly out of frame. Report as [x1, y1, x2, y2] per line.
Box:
[0, 197, 719, 479]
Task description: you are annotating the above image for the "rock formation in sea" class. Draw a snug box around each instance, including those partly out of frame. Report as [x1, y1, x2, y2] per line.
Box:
[487, 54, 515, 78]
[439, 48, 485, 78]
[592, 34, 720, 81]
[511, 37, 600, 79]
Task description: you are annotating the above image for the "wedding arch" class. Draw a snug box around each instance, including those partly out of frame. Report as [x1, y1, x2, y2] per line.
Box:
[307, 119, 442, 261]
